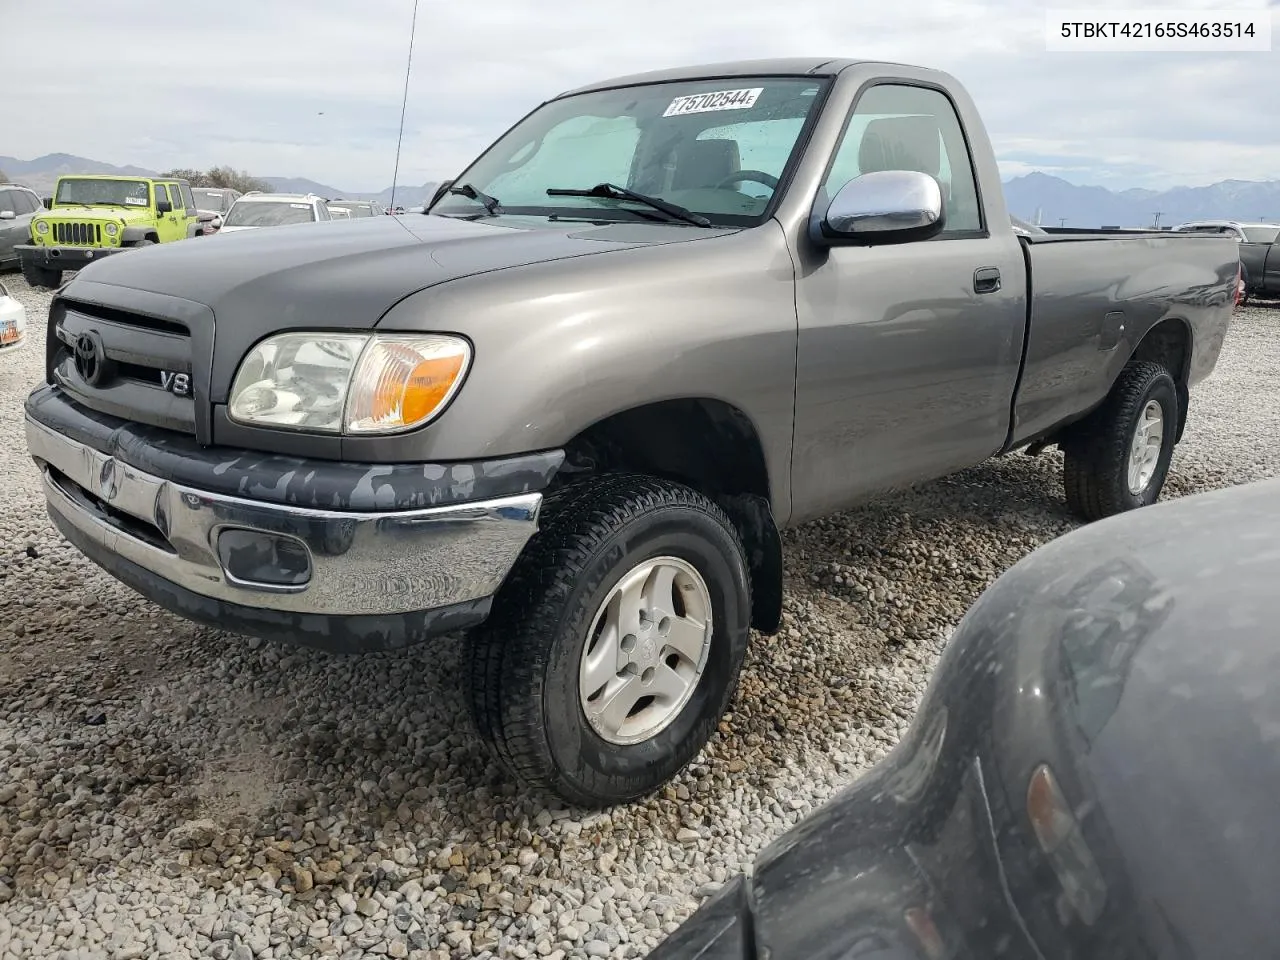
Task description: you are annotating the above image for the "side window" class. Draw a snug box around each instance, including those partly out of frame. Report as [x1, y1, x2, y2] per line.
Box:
[178, 183, 196, 213]
[487, 116, 641, 206]
[154, 183, 170, 208]
[0, 190, 14, 214]
[824, 83, 983, 236]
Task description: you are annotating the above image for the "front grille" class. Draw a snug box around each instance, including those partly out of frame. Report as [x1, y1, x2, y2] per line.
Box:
[52, 222, 102, 246]
[47, 299, 197, 436]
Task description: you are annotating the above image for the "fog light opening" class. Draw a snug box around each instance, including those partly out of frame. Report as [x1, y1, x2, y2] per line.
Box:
[217, 529, 312, 590]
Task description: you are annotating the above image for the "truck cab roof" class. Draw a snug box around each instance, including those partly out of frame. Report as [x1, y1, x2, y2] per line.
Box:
[560, 57, 949, 96]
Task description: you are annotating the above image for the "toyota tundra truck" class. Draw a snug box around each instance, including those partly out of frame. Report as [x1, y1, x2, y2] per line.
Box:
[23, 58, 1237, 808]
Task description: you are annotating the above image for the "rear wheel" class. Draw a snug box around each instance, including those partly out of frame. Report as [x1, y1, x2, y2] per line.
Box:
[1063, 361, 1179, 521]
[467, 474, 752, 807]
[20, 260, 61, 289]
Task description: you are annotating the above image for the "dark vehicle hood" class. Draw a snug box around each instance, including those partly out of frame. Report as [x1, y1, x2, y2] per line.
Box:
[650, 475, 1280, 960]
[62, 214, 729, 403]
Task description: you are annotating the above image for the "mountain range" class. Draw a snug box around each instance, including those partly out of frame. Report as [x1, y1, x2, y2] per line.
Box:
[4, 153, 1279, 227]
[0, 155, 439, 209]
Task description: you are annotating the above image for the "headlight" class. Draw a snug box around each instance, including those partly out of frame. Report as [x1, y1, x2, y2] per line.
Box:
[105, 222, 119, 237]
[227, 332, 471, 435]
[35, 220, 49, 235]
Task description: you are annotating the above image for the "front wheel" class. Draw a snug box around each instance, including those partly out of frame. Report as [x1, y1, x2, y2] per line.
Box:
[467, 474, 752, 807]
[1062, 360, 1179, 521]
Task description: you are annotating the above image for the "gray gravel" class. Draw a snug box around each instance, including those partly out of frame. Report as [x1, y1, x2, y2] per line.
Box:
[0, 270, 1277, 960]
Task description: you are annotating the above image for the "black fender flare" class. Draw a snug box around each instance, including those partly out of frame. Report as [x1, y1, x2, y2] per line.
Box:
[120, 226, 158, 245]
[718, 492, 783, 634]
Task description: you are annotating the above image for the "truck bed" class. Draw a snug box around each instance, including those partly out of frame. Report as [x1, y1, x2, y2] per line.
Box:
[1009, 231, 1238, 448]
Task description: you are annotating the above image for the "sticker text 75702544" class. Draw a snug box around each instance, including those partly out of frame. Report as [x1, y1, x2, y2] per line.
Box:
[662, 87, 764, 118]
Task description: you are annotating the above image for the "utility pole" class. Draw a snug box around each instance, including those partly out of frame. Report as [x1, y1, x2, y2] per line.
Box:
[1152, 211, 1163, 229]
[1058, 217, 1067, 227]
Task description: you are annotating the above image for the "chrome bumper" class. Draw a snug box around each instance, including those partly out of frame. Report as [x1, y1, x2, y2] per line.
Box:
[25, 415, 542, 619]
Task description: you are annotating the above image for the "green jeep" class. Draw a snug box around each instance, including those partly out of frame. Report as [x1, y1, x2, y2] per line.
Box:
[17, 175, 203, 289]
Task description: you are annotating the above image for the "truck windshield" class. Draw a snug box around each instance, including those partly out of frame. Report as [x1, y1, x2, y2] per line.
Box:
[55, 178, 152, 208]
[1243, 226, 1280, 243]
[430, 76, 829, 227]
[224, 202, 317, 227]
[192, 189, 232, 212]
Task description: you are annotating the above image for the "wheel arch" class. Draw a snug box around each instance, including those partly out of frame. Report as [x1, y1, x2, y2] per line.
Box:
[1127, 317, 1193, 442]
[556, 397, 784, 634]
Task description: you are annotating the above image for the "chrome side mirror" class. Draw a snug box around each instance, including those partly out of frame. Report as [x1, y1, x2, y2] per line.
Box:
[817, 170, 945, 245]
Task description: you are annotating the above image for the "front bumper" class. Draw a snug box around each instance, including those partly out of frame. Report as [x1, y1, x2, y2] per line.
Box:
[18, 243, 124, 269]
[24, 397, 550, 652]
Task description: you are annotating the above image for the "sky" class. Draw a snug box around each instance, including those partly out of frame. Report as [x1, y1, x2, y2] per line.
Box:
[3, 0, 1278, 193]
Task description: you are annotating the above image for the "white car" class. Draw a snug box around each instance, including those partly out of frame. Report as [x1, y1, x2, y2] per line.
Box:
[218, 192, 333, 233]
[0, 279, 26, 352]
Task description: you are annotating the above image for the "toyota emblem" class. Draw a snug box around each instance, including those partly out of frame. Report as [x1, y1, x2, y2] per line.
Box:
[73, 331, 108, 386]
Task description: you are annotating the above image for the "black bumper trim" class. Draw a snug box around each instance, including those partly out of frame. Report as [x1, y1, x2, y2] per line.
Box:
[17, 244, 125, 267]
[51, 507, 492, 652]
[25, 384, 565, 512]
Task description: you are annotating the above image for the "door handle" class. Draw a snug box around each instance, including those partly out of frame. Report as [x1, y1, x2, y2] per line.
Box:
[974, 266, 1001, 294]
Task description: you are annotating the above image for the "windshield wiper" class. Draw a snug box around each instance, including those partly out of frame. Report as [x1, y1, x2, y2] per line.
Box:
[448, 182, 502, 216]
[546, 183, 711, 227]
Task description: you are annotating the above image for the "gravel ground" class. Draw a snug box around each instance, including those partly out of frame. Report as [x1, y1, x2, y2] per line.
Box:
[0, 272, 1277, 960]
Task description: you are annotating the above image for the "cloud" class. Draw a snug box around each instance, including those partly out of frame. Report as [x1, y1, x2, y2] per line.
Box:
[5, 0, 1278, 191]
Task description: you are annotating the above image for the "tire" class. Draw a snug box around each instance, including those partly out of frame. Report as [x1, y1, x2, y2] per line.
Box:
[1062, 360, 1179, 522]
[130, 239, 156, 248]
[467, 473, 752, 807]
[21, 260, 61, 289]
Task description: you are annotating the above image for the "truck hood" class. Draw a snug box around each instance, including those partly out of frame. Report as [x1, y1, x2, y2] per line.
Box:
[40, 205, 152, 224]
[62, 213, 734, 404]
[70, 213, 727, 319]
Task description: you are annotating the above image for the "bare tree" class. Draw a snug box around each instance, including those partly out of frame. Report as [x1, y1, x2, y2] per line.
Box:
[160, 166, 272, 193]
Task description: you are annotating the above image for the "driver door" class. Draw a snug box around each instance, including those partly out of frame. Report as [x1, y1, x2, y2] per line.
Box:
[790, 82, 1026, 521]
[153, 183, 182, 242]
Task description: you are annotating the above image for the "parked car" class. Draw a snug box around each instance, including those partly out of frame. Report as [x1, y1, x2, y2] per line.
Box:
[0, 183, 44, 270]
[1171, 219, 1278, 301]
[648, 474, 1280, 960]
[17, 175, 201, 289]
[22, 57, 1237, 808]
[0, 279, 25, 351]
[191, 187, 243, 235]
[218, 192, 332, 232]
[327, 199, 386, 218]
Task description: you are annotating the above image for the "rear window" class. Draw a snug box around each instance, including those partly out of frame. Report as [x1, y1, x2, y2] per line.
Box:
[330, 203, 375, 218]
[192, 189, 237, 213]
[1243, 226, 1280, 243]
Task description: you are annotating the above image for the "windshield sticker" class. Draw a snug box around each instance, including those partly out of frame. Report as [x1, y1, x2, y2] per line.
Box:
[289, 203, 310, 209]
[662, 87, 763, 118]
[124, 197, 147, 205]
